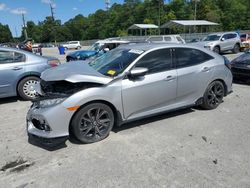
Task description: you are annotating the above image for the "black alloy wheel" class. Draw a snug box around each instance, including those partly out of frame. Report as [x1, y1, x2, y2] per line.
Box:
[201, 81, 225, 110]
[71, 103, 114, 144]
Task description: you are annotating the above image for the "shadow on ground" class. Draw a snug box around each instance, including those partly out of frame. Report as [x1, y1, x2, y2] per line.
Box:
[233, 79, 250, 86]
[69, 107, 195, 145]
[0, 97, 20, 105]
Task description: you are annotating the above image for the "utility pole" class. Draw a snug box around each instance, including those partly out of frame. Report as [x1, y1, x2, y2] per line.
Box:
[105, 0, 110, 10]
[158, 0, 161, 35]
[194, 0, 200, 20]
[22, 13, 28, 40]
[49, 2, 56, 44]
[50, 3, 55, 21]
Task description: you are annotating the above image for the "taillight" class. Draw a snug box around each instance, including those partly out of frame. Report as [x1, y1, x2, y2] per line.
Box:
[48, 59, 60, 67]
[223, 56, 231, 69]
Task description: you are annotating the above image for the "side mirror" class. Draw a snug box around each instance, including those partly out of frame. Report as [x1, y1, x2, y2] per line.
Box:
[221, 38, 225, 41]
[128, 67, 148, 79]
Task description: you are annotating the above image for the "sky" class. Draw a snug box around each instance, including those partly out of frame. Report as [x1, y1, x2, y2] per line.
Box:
[0, 0, 124, 37]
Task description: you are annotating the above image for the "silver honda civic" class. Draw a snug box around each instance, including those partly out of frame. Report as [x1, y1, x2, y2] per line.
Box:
[27, 43, 233, 144]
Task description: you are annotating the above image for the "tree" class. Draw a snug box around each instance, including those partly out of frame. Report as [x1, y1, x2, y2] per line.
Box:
[0, 23, 13, 43]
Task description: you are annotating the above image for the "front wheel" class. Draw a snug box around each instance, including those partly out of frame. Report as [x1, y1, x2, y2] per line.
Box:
[201, 81, 224, 110]
[17, 76, 40, 100]
[71, 103, 115, 144]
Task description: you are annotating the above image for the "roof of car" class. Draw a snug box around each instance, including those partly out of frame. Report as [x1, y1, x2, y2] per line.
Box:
[118, 43, 195, 51]
[208, 32, 238, 35]
[96, 40, 130, 44]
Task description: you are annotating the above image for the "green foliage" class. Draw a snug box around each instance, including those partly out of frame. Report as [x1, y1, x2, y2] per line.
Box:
[1, 0, 249, 43]
[0, 23, 13, 43]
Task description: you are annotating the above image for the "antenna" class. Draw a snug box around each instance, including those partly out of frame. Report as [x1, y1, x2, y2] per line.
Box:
[105, 0, 110, 10]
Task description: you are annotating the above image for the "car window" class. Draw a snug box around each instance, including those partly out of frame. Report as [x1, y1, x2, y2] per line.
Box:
[174, 48, 213, 68]
[222, 34, 231, 40]
[240, 34, 246, 38]
[164, 37, 172, 41]
[135, 48, 172, 74]
[0, 50, 14, 64]
[13, 52, 26, 62]
[176, 36, 183, 42]
[148, 37, 163, 42]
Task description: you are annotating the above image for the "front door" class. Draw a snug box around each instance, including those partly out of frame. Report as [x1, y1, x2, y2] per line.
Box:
[121, 48, 177, 120]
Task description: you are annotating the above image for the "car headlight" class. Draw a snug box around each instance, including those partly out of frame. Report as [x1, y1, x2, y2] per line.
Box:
[37, 98, 66, 108]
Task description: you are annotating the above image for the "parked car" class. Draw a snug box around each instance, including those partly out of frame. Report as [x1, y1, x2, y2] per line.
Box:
[0, 47, 60, 100]
[231, 50, 250, 79]
[240, 33, 250, 51]
[197, 32, 241, 54]
[66, 40, 130, 62]
[62, 41, 81, 50]
[27, 43, 232, 144]
[145, 35, 185, 44]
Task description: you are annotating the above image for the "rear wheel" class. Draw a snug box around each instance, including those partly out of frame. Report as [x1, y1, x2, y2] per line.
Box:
[232, 44, 240, 54]
[71, 103, 114, 144]
[17, 76, 40, 100]
[213, 46, 220, 54]
[201, 81, 224, 110]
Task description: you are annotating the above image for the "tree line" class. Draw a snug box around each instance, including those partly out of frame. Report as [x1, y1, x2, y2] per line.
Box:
[1, 0, 249, 43]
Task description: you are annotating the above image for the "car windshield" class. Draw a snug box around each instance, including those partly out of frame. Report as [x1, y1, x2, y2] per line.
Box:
[88, 48, 143, 77]
[203, 34, 221, 41]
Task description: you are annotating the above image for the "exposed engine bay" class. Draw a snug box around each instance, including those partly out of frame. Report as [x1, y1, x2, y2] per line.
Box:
[34, 79, 103, 100]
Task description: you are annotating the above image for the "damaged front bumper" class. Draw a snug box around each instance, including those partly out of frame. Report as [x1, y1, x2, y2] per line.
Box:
[26, 100, 74, 143]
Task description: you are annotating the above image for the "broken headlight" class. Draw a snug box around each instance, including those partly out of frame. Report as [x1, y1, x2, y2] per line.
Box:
[37, 98, 66, 108]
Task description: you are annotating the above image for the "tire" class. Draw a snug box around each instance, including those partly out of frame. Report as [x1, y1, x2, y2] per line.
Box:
[76, 46, 81, 50]
[232, 44, 240, 54]
[201, 81, 224, 110]
[213, 46, 220, 54]
[17, 76, 40, 100]
[71, 103, 115, 144]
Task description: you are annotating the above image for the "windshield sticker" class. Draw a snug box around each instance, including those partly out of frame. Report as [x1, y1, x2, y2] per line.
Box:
[129, 49, 144, 54]
[107, 70, 116, 76]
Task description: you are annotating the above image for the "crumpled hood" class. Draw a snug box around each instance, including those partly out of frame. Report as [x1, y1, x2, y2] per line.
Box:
[41, 61, 113, 84]
[68, 50, 97, 58]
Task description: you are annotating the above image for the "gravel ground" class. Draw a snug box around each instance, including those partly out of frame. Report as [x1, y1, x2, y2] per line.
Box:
[0, 49, 249, 188]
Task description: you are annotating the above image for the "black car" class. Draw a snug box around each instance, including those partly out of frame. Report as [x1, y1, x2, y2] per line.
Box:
[231, 50, 250, 80]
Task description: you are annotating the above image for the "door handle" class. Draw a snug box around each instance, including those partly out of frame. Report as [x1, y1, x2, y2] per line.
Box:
[202, 67, 211, 72]
[12, 67, 23, 71]
[164, 75, 176, 81]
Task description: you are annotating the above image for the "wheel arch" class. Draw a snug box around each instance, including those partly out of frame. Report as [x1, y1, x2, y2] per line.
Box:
[210, 78, 228, 96]
[16, 73, 40, 94]
[68, 100, 123, 135]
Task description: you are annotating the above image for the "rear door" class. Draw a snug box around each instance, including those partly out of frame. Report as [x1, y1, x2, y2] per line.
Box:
[122, 48, 177, 119]
[221, 34, 235, 51]
[0, 50, 26, 97]
[173, 48, 214, 105]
